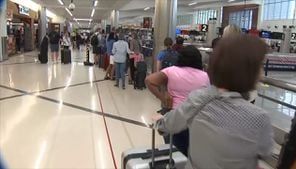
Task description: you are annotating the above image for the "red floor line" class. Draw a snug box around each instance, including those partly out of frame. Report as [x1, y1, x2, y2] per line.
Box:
[94, 76, 118, 169]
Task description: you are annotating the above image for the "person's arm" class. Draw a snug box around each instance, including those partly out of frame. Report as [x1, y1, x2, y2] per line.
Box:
[156, 61, 161, 72]
[130, 40, 135, 51]
[155, 89, 208, 134]
[126, 42, 133, 54]
[257, 114, 274, 158]
[112, 43, 116, 55]
[145, 72, 168, 104]
[156, 51, 164, 72]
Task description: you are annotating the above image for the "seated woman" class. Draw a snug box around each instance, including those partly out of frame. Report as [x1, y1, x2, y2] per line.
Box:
[153, 35, 274, 169]
[146, 45, 210, 156]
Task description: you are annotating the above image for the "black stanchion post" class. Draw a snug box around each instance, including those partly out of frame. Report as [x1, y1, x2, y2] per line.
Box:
[84, 44, 94, 66]
[265, 59, 269, 77]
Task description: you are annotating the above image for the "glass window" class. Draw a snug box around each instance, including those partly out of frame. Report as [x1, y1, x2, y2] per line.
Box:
[196, 9, 218, 24]
[229, 10, 253, 29]
[263, 0, 295, 20]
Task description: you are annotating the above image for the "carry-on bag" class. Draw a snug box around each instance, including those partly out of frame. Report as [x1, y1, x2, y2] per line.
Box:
[39, 53, 48, 64]
[61, 48, 71, 64]
[134, 61, 147, 90]
[121, 126, 187, 169]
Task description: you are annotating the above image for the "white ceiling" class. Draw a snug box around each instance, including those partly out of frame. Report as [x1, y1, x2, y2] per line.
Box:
[36, 0, 262, 28]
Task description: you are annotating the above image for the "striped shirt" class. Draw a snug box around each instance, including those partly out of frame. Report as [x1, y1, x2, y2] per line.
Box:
[156, 86, 274, 169]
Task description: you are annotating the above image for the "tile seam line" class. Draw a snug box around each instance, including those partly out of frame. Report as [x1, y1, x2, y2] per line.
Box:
[0, 79, 106, 96]
[0, 84, 150, 128]
[94, 71, 118, 169]
[0, 61, 36, 66]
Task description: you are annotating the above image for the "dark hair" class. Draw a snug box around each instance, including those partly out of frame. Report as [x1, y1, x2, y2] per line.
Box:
[118, 33, 125, 40]
[164, 37, 173, 47]
[176, 36, 184, 45]
[108, 32, 115, 41]
[176, 45, 203, 70]
[208, 35, 267, 93]
[101, 29, 105, 34]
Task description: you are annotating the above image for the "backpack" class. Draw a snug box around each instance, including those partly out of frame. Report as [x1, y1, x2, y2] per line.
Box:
[91, 35, 98, 46]
[49, 31, 60, 44]
[161, 49, 178, 69]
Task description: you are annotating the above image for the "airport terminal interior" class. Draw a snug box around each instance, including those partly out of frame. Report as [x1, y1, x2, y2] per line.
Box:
[0, 0, 296, 169]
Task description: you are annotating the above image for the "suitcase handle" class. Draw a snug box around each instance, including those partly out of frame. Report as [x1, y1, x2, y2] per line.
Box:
[151, 124, 174, 169]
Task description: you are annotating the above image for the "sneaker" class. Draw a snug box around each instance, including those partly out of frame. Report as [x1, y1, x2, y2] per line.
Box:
[104, 77, 110, 80]
[122, 86, 126, 90]
[114, 84, 119, 87]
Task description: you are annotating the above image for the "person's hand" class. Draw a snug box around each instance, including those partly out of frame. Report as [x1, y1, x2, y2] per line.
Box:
[152, 113, 164, 122]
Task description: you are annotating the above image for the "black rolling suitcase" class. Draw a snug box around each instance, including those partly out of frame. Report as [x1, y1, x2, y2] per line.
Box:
[134, 61, 147, 90]
[39, 53, 48, 64]
[61, 48, 71, 64]
[39, 36, 48, 64]
[121, 127, 187, 169]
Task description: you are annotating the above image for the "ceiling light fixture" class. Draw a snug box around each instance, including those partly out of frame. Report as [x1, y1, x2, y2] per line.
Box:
[65, 8, 73, 16]
[94, 0, 98, 7]
[228, 0, 235, 2]
[188, 2, 197, 6]
[144, 7, 150, 11]
[91, 9, 95, 17]
[74, 18, 93, 21]
[57, 0, 64, 5]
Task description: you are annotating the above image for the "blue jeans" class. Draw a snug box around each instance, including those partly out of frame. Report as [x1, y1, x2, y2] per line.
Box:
[115, 62, 126, 87]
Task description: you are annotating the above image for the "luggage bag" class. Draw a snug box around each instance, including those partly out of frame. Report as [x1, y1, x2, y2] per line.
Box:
[39, 53, 48, 64]
[134, 61, 147, 90]
[121, 127, 187, 169]
[61, 48, 71, 64]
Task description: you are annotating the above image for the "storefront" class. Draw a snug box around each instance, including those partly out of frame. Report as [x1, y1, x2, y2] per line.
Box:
[7, 0, 38, 56]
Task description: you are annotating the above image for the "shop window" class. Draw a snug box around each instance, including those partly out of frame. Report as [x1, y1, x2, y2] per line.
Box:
[229, 10, 253, 29]
[263, 0, 295, 20]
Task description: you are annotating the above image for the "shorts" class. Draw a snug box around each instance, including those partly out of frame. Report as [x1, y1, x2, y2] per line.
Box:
[93, 46, 100, 54]
[110, 55, 114, 65]
[50, 44, 59, 52]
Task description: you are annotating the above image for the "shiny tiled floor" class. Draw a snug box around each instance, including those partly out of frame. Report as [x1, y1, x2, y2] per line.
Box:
[0, 48, 294, 169]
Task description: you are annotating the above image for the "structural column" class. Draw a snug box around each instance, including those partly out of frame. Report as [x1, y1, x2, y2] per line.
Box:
[281, 27, 292, 53]
[110, 10, 119, 29]
[0, 0, 8, 61]
[38, 6, 47, 48]
[153, 0, 178, 71]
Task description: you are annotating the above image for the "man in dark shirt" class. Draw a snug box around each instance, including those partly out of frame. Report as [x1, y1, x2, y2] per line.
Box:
[49, 29, 60, 63]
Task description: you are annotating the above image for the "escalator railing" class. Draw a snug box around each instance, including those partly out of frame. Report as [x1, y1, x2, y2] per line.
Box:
[258, 77, 296, 169]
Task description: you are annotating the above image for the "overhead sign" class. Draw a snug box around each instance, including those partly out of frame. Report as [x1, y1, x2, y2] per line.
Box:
[198, 24, 208, 32]
[19, 5, 30, 16]
[292, 33, 296, 40]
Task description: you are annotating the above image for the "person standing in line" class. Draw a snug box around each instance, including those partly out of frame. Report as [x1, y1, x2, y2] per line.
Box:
[15, 28, 21, 53]
[98, 29, 107, 67]
[62, 32, 71, 50]
[172, 36, 184, 53]
[112, 33, 133, 90]
[49, 29, 60, 63]
[128, 33, 142, 84]
[105, 32, 116, 80]
[91, 30, 100, 65]
[146, 46, 210, 156]
[156, 37, 178, 72]
[76, 33, 82, 50]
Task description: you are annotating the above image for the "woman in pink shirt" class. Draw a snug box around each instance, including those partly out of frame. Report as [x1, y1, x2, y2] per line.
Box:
[146, 45, 210, 156]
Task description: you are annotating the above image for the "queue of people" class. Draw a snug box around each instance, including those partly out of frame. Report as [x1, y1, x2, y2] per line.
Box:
[144, 25, 283, 169]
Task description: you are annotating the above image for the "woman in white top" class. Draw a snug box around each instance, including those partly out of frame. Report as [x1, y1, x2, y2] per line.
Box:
[62, 32, 71, 49]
